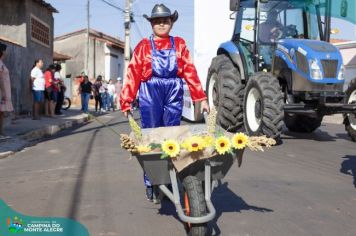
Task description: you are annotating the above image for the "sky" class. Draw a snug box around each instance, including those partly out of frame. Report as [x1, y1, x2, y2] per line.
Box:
[46, 0, 355, 53]
[46, 0, 195, 51]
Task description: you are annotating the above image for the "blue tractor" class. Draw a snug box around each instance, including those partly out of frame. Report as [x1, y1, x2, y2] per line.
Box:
[207, 0, 356, 141]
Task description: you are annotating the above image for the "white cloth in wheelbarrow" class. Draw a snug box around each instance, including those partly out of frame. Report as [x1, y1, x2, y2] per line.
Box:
[130, 124, 240, 172]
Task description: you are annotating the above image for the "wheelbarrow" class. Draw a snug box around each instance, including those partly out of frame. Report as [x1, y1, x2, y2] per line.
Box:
[132, 124, 244, 236]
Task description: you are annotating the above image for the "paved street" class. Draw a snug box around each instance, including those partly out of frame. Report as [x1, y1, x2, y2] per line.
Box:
[0, 111, 355, 236]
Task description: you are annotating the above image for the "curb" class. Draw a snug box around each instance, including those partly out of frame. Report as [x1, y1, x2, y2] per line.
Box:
[0, 151, 15, 159]
[0, 115, 90, 159]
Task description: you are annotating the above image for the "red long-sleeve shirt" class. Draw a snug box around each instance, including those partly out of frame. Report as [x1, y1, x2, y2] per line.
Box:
[120, 36, 207, 112]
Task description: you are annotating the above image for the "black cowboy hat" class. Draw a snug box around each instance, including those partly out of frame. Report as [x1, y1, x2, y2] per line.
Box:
[143, 4, 178, 23]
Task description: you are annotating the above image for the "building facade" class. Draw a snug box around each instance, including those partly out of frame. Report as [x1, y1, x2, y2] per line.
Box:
[54, 29, 125, 82]
[0, 0, 57, 113]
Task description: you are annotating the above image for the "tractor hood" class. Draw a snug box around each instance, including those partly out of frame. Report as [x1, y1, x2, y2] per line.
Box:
[276, 39, 344, 83]
[277, 39, 340, 57]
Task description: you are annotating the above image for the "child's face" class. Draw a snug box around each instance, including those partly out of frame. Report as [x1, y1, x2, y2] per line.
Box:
[151, 17, 172, 38]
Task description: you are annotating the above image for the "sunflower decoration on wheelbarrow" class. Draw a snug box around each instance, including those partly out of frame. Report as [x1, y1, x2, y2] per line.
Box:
[120, 108, 276, 236]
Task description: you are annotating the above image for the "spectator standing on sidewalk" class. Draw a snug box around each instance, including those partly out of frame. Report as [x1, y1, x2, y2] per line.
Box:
[93, 76, 103, 112]
[43, 64, 56, 117]
[79, 75, 92, 113]
[107, 79, 116, 111]
[0, 43, 14, 137]
[115, 77, 123, 110]
[30, 59, 45, 120]
[100, 80, 108, 112]
[54, 64, 65, 115]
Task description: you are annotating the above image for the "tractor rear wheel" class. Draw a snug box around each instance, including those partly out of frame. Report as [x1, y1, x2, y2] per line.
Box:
[243, 72, 284, 140]
[207, 54, 245, 132]
[344, 79, 356, 142]
[285, 114, 323, 133]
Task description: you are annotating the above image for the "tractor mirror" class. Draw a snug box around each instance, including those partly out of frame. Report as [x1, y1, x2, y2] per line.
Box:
[230, 0, 240, 11]
[330, 28, 340, 34]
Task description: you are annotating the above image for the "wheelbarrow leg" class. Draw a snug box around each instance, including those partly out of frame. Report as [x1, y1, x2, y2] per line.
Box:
[158, 168, 179, 204]
[204, 160, 216, 218]
[159, 165, 216, 225]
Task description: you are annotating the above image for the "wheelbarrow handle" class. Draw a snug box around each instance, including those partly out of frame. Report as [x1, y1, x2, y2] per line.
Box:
[203, 111, 209, 125]
[127, 110, 134, 120]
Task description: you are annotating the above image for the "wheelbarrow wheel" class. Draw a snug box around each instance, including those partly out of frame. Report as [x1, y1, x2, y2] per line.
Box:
[183, 175, 207, 236]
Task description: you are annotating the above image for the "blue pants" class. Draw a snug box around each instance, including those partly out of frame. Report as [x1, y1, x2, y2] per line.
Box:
[81, 93, 91, 113]
[101, 93, 108, 110]
[139, 77, 183, 187]
[32, 90, 44, 103]
[107, 95, 114, 110]
[139, 77, 184, 128]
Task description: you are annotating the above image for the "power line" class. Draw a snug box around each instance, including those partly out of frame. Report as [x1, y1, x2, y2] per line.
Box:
[98, 0, 126, 13]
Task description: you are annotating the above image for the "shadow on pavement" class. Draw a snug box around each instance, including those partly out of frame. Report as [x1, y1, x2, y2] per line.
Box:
[67, 129, 98, 219]
[157, 181, 273, 235]
[208, 182, 273, 235]
[340, 155, 356, 188]
[283, 128, 338, 142]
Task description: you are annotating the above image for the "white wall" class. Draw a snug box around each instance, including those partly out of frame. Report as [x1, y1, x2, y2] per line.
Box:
[104, 44, 124, 82]
[182, 0, 235, 121]
[335, 41, 356, 90]
[194, 0, 235, 87]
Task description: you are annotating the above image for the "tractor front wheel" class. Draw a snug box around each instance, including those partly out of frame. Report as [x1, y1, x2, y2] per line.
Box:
[243, 73, 284, 140]
[344, 79, 356, 142]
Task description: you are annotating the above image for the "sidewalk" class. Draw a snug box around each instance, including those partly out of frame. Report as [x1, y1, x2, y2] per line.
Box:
[0, 108, 90, 159]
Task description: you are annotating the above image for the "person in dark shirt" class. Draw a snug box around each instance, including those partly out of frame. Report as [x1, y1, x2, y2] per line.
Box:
[259, 9, 284, 43]
[79, 76, 93, 113]
[93, 76, 103, 112]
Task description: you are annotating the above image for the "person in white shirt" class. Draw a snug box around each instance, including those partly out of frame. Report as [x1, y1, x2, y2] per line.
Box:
[30, 59, 45, 120]
[100, 80, 108, 112]
[107, 79, 116, 111]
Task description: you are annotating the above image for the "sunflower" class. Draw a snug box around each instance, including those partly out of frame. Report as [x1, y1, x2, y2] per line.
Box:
[232, 133, 249, 150]
[162, 139, 180, 158]
[182, 136, 205, 152]
[215, 136, 231, 155]
[136, 145, 152, 153]
[202, 135, 215, 148]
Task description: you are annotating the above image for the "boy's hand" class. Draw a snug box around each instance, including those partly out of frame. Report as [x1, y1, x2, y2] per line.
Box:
[200, 99, 210, 114]
[124, 110, 131, 118]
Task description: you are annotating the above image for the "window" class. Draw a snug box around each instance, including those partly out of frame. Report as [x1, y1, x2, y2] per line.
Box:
[30, 15, 50, 47]
[239, 7, 256, 42]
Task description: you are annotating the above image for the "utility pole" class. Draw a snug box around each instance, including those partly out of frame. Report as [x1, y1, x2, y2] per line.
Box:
[86, 0, 90, 76]
[123, 0, 132, 82]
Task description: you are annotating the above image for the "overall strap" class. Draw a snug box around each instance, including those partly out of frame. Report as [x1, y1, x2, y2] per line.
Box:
[149, 35, 156, 54]
[170, 36, 175, 50]
[150, 35, 176, 52]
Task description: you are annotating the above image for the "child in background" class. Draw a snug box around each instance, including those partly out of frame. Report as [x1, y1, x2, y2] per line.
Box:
[107, 79, 116, 111]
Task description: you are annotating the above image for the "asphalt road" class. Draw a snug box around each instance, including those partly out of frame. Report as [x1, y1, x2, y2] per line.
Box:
[0, 111, 355, 236]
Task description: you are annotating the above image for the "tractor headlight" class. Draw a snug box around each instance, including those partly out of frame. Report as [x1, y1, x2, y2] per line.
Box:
[338, 64, 345, 80]
[309, 59, 322, 80]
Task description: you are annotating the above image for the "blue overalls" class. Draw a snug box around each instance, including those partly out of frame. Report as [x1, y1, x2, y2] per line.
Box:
[140, 35, 184, 187]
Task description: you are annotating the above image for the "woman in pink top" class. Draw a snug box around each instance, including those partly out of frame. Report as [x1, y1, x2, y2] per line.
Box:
[0, 43, 14, 136]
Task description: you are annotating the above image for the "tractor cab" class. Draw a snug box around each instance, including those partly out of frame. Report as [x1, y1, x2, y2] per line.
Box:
[235, 0, 333, 72]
